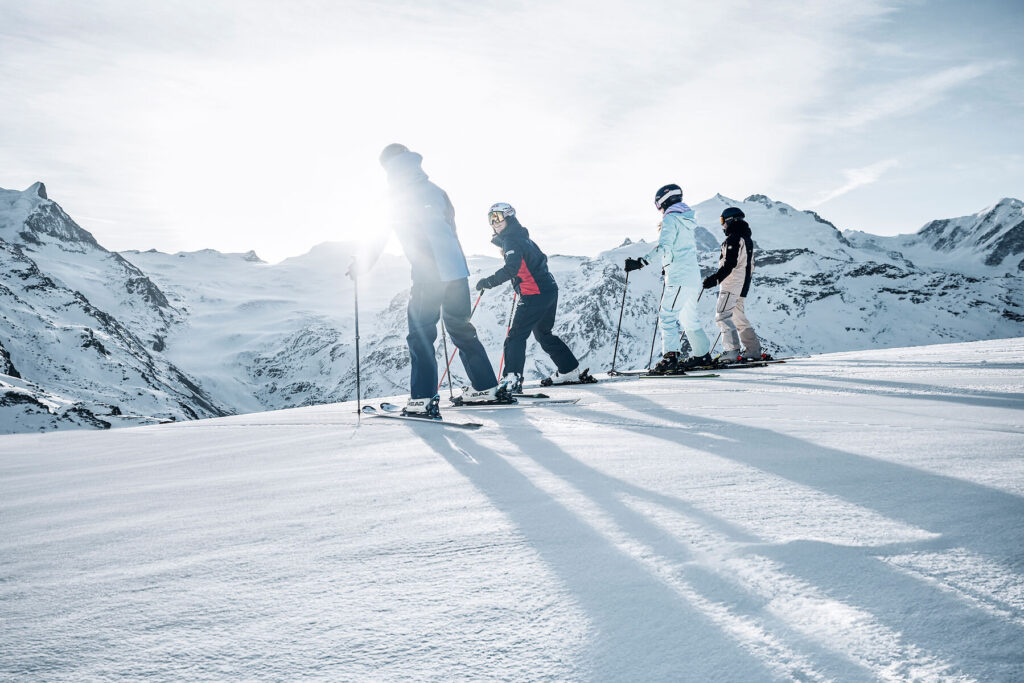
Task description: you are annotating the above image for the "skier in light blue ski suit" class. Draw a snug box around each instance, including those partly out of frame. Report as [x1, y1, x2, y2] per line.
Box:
[624, 184, 711, 373]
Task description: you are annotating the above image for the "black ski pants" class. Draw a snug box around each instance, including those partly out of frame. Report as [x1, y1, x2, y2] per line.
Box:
[503, 290, 578, 377]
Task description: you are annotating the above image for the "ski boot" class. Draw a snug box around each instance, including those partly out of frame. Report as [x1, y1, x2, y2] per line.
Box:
[453, 378, 516, 406]
[402, 395, 442, 419]
[713, 352, 744, 366]
[649, 352, 680, 375]
[679, 353, 713, 371]
[540, 366, 598, 386]
[503, 373, 524, 394]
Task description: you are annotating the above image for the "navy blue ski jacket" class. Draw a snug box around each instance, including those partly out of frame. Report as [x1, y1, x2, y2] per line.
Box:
[477, 217, 557, 296]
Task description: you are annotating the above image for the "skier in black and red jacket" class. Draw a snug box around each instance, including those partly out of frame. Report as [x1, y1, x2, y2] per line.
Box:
[475, 203, 592, 391]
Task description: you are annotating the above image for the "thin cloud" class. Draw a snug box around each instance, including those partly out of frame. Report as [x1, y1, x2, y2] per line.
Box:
[819, 62, 1005, 130]
[810, 159, 900, 207]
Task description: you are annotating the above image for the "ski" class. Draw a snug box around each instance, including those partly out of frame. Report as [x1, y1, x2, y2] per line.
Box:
[444, 398, 580, 409]
[638, 373, 720, 379]
[711, 359, 789, 370]
[363, 404, 483, 430]
[513, 392, 550, 399]
[608, 369, 653, 376]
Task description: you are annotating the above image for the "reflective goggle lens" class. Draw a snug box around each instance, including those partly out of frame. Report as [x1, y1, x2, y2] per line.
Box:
[489, 211, 505, 226]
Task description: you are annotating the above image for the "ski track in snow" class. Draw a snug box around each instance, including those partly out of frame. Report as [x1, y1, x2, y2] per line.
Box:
[1, 339, 1024, 681]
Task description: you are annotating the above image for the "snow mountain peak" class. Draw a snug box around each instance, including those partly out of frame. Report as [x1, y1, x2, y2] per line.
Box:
[28, 181, 47, 199]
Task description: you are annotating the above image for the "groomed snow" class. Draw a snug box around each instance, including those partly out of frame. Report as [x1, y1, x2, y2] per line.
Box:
[2, 339, 1022, 681]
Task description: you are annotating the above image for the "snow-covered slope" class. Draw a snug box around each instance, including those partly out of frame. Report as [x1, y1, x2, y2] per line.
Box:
[2, 340, 1022, 680]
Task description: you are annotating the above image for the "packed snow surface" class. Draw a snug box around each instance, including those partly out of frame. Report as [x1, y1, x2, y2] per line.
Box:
[2, 339, 1023, 681]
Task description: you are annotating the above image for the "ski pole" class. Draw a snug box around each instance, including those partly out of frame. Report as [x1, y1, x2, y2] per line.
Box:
[708, 290, 728, 359]
[437, 290, 484, 391]
[710, 332, 722, 357]
[609, 271, 629, 374]
[440, 321, 454, 400]
[646, 280, 666, 370]
[496, 291, 518, 378]
[352, 265, 362, 417]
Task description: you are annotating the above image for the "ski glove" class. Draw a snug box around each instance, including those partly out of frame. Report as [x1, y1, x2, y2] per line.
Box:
[702, 275, 718, 290]
[475, 277, 493, 291]
[624, 257, 648, 273]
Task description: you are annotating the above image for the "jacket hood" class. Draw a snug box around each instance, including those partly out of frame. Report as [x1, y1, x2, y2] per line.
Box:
[491, 215, 530, 247]
[382, 150, 428, 186]
[723, 219, 751, 238]
[664, 201, 693, 216]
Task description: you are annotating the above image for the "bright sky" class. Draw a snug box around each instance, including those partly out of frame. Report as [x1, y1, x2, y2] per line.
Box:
[1, 0, 1022, 262]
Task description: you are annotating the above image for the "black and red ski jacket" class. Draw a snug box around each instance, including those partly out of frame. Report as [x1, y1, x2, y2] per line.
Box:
[479, 217, 557, 296]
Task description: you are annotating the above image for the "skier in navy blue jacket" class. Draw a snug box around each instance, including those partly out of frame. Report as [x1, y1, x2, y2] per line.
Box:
[353, 144, 507, 418]
[475, 203, 592, 391]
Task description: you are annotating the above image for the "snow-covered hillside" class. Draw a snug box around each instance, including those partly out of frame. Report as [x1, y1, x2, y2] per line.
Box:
[0, 184, 227, 430]
[1, 182, 1022, 434]
[845, 198, 1024, 275]
[2, 340, 1022, 680]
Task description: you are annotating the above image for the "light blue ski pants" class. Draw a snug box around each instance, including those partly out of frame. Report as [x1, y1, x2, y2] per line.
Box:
[659, 285, 710, 356]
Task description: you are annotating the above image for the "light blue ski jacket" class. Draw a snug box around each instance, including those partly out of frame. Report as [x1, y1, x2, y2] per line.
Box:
[381, 151, 470, 283]
[643, 202, 702, 289]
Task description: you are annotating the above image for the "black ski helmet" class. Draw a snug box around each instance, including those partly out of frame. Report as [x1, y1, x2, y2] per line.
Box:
[654, 184, 683, 211]
[721, 207, 745, 223]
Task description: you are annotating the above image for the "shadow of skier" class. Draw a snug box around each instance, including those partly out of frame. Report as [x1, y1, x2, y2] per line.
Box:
[573, 384, 1024, 680]
[419, 427, 776, 681]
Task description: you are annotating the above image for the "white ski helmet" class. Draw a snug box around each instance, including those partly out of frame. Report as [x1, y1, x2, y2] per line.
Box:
[488, 202, 515, 218]
[488, 202, 515, 226]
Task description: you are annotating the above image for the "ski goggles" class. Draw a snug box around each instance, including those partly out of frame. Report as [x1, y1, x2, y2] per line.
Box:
[488, 211, 506, 226]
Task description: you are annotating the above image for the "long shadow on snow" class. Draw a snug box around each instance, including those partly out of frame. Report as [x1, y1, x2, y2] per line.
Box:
[759, 540, 1024, 682]
[568, 385, 1024, 679]
[811, 359, 1024, 371]
[486, 416, 874, 681]
[579, 383, 1024, 564]
[503, 414, 1024, 681]
[772, 372, 1024, 411]
[420, 428, 776, 682]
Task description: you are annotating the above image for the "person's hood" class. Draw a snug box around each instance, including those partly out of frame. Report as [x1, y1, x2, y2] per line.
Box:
[663, 201, 693, 216]
[382, 150, 428, 186]
[490, 216, 529, 247]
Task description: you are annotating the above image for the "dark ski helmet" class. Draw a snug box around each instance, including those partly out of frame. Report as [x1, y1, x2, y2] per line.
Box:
[654, 184, 683, 211]
[721, 207, 745, 223]
[379, 143, 410, 166]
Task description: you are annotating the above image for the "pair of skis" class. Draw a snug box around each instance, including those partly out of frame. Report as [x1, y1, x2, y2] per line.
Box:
[361, 395, 579, 430]
[637, 359, 787, 377]
[610, 369, 720, 379]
